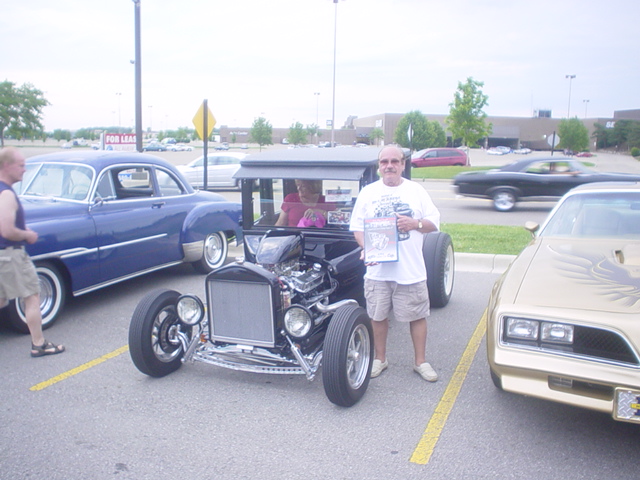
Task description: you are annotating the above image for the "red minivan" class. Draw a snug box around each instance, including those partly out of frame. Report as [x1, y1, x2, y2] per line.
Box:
[411, 148, 469, 167]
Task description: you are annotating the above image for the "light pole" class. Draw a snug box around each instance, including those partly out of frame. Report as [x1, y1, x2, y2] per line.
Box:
[133, 0, 142, 151]
[565, 74, 576, 118]
[148, 105, 153, 132]
[314, 92, 320, 143]
[583, 99, 590, 119]
[330, 0, 339, 147]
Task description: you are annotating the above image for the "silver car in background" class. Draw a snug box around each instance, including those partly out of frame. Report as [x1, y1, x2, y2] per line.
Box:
[177, 152, 247, 190]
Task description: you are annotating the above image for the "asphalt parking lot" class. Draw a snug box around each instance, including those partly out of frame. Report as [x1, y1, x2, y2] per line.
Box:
[2, 142, 640, 478]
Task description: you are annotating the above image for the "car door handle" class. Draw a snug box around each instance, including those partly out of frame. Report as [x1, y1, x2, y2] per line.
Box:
[152, 202, 165, 209]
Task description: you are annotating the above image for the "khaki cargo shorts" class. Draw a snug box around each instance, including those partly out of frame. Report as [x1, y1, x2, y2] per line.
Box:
[364, 278, 430, 323]
[0, 247, 40, 302]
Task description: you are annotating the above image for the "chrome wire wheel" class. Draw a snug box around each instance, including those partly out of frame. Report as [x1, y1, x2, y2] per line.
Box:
[150, 305, 183, 363]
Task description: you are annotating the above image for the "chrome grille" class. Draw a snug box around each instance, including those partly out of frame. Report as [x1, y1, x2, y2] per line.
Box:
[208, 279, 275, 347]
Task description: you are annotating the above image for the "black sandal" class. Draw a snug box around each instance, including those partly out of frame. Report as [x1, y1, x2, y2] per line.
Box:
[31, 340, 65, 357]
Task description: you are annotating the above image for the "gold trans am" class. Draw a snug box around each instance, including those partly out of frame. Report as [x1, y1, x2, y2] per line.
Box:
[486, 182, 640, 424]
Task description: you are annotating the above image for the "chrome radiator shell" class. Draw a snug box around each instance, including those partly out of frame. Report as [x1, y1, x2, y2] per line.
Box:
[205, 263, 281, 348]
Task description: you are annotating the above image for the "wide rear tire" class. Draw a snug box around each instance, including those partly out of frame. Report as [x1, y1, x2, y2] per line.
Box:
[129, 289, 186, 377]
[423, 232, 454, 308]
[322, 305, 373, 407]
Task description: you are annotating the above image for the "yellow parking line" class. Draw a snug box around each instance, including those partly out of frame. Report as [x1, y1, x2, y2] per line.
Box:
[29, 345, 129, 392]
[410, 311, 487, 464]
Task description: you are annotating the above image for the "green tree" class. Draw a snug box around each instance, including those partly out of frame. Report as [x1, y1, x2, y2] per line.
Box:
[369, 127, 384, 146]
[445, 77, 492, 148]
[288, 121, 307, 145]
[52, 129, 72, 141]
[394, 110, 446, 151]
[249, 117, 273, 151]
[609, 119, 638, 151]
[592, 122, 611, 150]
[0, 80, 50, 147]
[306, 124, 320, 144]
[74, 128, 98, 141]
[557, 118, 589, 152]
[628, 122, 640, 150]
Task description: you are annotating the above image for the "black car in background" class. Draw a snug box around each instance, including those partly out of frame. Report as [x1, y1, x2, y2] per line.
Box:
[453, 156, 640, 211]
[128, 148, 455, 407]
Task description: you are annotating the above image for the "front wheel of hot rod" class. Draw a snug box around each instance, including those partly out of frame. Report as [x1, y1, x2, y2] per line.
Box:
[423, 232, 455, 308]
[322, 305, 373, 407]
[129, 289, 186, 377]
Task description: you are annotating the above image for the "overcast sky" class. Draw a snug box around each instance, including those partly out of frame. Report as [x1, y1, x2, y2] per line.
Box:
[3, 0, 638, 132]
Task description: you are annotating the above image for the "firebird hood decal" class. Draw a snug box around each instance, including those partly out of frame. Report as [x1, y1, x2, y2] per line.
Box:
[514, 240, 640, 313]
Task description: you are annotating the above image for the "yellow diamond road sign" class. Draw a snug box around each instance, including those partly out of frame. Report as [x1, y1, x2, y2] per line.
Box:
[192, 103, 216, 140]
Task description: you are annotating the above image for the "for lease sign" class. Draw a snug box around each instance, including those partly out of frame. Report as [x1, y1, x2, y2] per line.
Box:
[104, 133, 136, 151]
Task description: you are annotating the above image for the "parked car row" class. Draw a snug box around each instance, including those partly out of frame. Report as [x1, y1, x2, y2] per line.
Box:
[7, 146, 640, 421]
[487, 146, 512, 155]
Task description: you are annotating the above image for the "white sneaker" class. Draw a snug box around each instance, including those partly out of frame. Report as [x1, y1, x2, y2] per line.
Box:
[414, 362, 438, 382]
[371, 359, 388, 378]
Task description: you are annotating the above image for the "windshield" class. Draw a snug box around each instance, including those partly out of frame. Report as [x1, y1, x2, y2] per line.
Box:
[21, 163, 95, 201]
[248, 178, 361, 230]
[540, 191, 640, 238]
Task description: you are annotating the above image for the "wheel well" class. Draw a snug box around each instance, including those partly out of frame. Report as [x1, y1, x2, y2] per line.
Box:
[487, 186, 520, 198]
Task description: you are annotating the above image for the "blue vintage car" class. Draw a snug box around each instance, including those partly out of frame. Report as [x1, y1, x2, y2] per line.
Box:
[2, 151, 242, 333]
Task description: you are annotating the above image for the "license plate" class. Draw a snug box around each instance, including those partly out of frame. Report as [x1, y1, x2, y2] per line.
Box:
[614, 389, 640, 423]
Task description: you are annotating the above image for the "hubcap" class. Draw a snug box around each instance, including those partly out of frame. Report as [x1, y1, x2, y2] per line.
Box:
[346, 324, 371, 389]
[204, 234, 224, 267]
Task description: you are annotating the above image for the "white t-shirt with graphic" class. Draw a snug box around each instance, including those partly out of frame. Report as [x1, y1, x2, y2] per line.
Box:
[350, 178, 440, 284]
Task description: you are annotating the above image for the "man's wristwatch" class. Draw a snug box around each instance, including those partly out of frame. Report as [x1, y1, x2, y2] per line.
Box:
[417, 220, 423, 230]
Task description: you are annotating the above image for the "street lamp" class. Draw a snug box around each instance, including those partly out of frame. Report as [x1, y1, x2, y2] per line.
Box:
[583, 99, 590, 119]
[565, 74, 576, 118]
[314, 92, 320, 143]
[133, 0, 142, 151]
[330, 0, 340, 147]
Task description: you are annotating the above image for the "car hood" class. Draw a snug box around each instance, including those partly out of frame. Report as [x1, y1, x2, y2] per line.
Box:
[506, 237, 640, 314]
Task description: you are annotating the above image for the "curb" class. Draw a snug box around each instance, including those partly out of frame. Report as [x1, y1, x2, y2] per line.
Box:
[454, 253, 515, 274]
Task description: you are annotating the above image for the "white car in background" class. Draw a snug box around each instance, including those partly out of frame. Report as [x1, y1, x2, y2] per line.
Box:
[166, 143, 194, 152]
[177, 152, 247, 190]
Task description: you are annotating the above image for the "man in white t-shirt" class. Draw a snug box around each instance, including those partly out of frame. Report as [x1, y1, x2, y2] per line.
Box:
[350, 145, 440, 381]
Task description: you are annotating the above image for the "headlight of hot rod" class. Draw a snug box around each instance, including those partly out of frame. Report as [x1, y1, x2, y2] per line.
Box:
[283, 305, 313, 339]
[177, 295, 205, 326]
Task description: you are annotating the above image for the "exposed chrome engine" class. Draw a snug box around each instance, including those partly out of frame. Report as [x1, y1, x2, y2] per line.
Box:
[254, 232, 338, 310]
[179, 232, 358, 381]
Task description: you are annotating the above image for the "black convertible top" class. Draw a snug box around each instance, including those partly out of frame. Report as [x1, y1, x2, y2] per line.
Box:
[235, 147, 410, 181]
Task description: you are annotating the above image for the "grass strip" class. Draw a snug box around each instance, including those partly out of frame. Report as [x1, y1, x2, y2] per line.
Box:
[441, 223, 533, 255]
